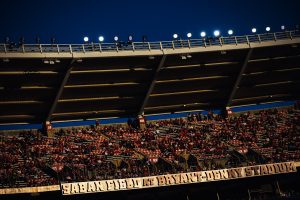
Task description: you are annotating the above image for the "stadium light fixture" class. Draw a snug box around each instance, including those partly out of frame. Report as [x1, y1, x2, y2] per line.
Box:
[98, 36, 104, 42]
[181, 55, 187, 60]
[128, 35, 133, 41]
[266, 27, 271, 32]
[187, 33, 192, 38]
[83, 36, 89, 42]
[114, 36, 119, 42]
[213, 30, 220, 37]
[200, 31, 206, 37]
[76, 59, 83, 63]
[281, 25, 285, 30]
[228, 30, 234, 35]
[173, 33, 178, 39]
[3, 58, 10, 63]
[252, 28, 257, 33]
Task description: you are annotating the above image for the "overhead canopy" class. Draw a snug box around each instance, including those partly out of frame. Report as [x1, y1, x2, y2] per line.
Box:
[0, 34, 300, 124]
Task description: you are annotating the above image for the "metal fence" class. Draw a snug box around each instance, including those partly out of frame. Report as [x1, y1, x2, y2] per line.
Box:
[0, 31, 299, 54]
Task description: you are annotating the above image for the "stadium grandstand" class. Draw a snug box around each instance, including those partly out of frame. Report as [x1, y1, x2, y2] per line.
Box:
[0, 30, 300, 200]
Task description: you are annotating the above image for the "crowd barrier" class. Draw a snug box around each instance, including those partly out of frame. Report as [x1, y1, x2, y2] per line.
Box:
[0, 31, 299, 54]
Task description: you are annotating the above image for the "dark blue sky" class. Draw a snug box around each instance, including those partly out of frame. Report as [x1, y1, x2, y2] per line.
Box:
[1, 0, 300, 43]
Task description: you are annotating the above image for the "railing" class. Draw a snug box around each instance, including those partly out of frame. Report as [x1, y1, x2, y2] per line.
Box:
[0, 30, 299, 54]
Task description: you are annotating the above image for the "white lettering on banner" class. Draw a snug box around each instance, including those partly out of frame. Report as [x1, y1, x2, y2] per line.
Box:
[61, 162, 297, 195]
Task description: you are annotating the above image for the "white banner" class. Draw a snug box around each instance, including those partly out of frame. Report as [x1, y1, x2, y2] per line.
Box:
[0, 185, 60, 195]
[61, 162, 297, 195]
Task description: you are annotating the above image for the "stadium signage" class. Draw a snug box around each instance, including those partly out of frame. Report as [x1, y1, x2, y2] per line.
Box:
[61, 162, 296, 195]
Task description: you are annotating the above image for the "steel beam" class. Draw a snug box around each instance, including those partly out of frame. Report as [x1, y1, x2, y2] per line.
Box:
[138, 54, 167, 115]
[226, 48, 253, 107]
[46, 59, 75, 121]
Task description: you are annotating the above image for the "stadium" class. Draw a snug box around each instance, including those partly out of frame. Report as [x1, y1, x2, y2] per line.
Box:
[0, 28, 300, 200]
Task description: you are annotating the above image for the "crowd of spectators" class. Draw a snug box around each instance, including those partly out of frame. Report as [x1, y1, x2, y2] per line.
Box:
[0, 134, 57, 187]
[0, 107, 299, 188]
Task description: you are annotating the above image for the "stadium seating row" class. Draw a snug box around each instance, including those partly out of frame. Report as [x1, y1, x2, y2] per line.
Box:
[0, 108, 299, 188]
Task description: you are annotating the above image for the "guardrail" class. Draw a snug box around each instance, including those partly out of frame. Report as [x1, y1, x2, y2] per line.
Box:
[0, 31, 299, 54]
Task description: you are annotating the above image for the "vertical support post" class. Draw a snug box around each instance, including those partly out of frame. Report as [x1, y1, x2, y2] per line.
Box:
[289, 31, 293, 40]
[91, 42, 95, 51]
[57, 44, 60, 53]
[160, 42, 163, 51]
[235, 36, 238, 45]
[226, 48, 253, 107]
[132, 42, 135, 51]
[82, 44, 85, 53]
[172, 41, 175, 49]
[257, 34, 261, 43]
[248, 189, 251, 200]
[219, 37, 223, 46]
[246, 36, 250, 46]
[276, 181, 282, 196]
[138, 54, 167, 115]
[4, 44, 7, 53]
[46, 59, 75, 122]
[274, 33, 277, 41]
[216, 192, 220, 200]
[99, 43, 102, 52]
[147, 42, 151, 51]
[69, 45, 73, 54]
[188, 40, 191, 48]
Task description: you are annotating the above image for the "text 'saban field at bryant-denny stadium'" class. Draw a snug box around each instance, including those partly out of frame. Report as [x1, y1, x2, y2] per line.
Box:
[62, 162, 296, 195]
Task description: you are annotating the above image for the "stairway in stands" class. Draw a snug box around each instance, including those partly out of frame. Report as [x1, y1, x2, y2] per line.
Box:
[14, 157, 27, 188]
[156, 126, 180, 138]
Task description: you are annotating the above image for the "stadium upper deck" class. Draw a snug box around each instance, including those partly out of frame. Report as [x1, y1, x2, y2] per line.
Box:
[0, 31, 299, 125]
